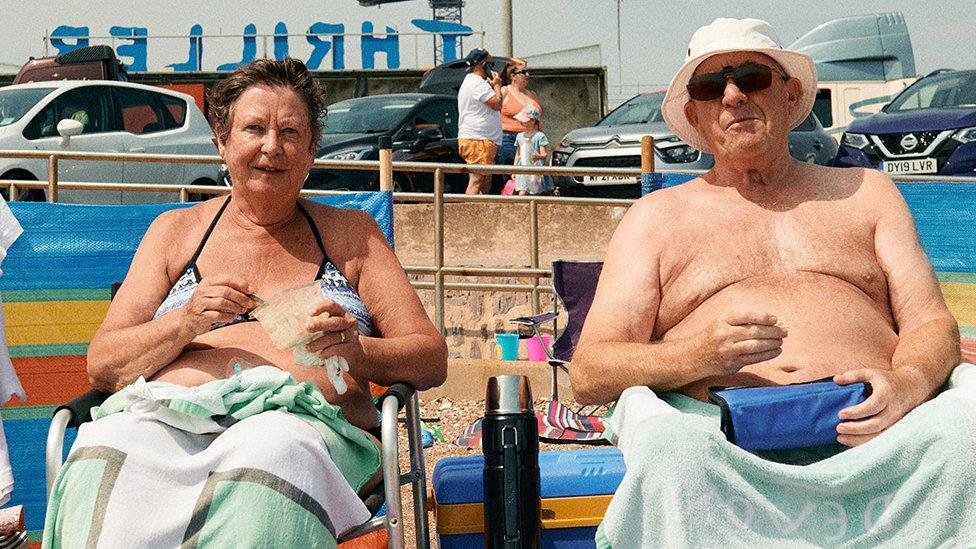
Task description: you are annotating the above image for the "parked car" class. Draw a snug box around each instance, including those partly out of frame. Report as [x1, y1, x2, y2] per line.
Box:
[14, 45, 129, 84]
[0, 80, 219, 203]
[308, 93, 468, 192]
[833, 69, 976, 176]
[789, 111, 839, 165]
[418, 56, 513, 95]
[551, 91, 839, 197]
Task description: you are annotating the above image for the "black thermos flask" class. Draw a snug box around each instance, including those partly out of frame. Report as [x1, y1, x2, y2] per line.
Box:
[482, 375, 541, 548]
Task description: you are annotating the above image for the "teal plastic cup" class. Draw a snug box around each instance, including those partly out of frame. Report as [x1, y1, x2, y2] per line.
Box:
[494, 332, 520, 360]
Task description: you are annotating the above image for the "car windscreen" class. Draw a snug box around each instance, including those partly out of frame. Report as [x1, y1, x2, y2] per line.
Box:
[0, 87, 56, 127]
[887, 72, 976, 112]
[597, 93, 665, 127]
[322, 97, 421, 134]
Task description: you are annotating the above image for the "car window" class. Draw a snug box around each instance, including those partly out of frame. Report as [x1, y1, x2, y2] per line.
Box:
[0, 88, 55, 128]
[888, 72, 976, 111]
[23, 86, 116, 139]
[412, 100, 458, 138]
[114, 88, 180, 135]
[597, 93, 665, 127]
[813, 89, 833, 128]
[322, 96, 422, 134]
[160, 95, 187, 127]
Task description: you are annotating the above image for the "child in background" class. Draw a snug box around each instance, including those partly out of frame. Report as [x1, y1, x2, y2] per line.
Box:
[512, 106, 552, 195]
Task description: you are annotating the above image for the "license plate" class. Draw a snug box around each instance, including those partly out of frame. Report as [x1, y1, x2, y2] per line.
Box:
[881, 158, 937, 175]
[582, 175, 637, 185]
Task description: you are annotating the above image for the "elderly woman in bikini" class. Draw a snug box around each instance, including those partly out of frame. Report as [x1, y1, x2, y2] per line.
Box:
[43, 58, 447, 547]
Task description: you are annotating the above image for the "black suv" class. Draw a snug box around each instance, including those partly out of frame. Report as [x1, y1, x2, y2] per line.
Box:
[308, 93, 468, 192]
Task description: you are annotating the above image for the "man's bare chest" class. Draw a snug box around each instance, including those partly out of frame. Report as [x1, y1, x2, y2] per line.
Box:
[657, 213, 888, 319]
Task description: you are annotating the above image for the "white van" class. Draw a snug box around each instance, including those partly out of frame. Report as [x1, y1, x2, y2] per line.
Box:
[792, 12, 919, 141]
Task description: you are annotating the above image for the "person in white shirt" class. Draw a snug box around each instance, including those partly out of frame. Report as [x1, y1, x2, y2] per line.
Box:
[456, 48, 503, 194]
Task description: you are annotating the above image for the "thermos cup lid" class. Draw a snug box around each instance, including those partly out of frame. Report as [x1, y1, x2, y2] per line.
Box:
[485, 375, 534, 415]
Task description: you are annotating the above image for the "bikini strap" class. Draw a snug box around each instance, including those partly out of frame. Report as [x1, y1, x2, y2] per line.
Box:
[186, 195, 232, 269]
[296, 200, 330, 267]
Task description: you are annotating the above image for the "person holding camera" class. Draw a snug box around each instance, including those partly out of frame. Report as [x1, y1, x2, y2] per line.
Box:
[457, 48, 503, 194]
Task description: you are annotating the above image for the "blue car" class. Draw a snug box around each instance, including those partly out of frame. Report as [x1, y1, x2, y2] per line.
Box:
[834, 69, 976, 176]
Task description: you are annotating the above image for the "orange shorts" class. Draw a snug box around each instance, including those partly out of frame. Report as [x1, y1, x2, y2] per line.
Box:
[458, 139, 498, 165]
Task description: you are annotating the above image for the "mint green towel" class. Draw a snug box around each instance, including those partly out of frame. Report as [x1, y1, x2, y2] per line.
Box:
[597, 383, 976, 546]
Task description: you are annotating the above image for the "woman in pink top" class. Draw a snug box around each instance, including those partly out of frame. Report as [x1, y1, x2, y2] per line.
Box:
[496, 61, 543, 168]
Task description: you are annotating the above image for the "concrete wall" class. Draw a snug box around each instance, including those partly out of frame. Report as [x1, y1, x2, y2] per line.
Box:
[393, 200, 631, 358]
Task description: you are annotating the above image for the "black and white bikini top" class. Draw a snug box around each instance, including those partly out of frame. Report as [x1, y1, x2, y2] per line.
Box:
[152, 196, 373, 335]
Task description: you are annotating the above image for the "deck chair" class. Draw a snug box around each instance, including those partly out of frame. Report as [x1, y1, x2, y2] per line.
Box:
[511, 260, 603, 402]
[1, 195, 429, 548]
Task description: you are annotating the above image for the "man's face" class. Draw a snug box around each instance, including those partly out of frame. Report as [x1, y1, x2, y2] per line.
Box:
[683, 51, 802, 161]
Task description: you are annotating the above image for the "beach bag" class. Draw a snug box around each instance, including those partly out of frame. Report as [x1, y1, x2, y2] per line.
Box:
[502, 177, 516, 196]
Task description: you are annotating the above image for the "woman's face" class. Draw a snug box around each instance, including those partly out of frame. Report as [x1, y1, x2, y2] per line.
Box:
[217, 84, 315, 196]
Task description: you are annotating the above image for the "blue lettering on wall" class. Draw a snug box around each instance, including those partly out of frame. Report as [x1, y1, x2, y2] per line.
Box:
[50, 26, 90, 55]
[217, 23, 257, 71]
[410, 19, 472, 62]
[48, 19, 477, 71]
[167, 24, 204, 71]
[361, 22, 399, 70]
[273, 22, 288, 59]
[306, 22, 345, 70]
[109, 26, 148, 71]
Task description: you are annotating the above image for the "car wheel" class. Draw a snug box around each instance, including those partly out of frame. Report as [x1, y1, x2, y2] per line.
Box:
[187, 178, 219, 202]
[0, 170, 46, 201]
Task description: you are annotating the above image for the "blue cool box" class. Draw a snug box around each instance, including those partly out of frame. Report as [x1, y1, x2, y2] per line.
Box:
[708, 380, 872, 451]
[432, 448, 625, 548]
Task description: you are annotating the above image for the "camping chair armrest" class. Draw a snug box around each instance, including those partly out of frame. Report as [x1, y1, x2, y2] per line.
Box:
[510, 311, 559, 327]
[375, 382, 430, 549]
[46, 389, 113, 498]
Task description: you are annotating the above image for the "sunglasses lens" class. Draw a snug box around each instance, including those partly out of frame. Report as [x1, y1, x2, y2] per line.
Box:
[732, 64, 773, 93]
[687, 64, 775, 100]
[687, 74, 726, 101]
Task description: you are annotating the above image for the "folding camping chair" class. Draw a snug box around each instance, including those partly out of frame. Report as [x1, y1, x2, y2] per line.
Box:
[0, 196, 429, 548]
[510, 260, 603, 403]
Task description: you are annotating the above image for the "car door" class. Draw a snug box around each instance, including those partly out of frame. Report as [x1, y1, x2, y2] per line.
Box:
[114, 87, 186, 203]
[404, 99, 461, 163]
[21, 85, 126, 203]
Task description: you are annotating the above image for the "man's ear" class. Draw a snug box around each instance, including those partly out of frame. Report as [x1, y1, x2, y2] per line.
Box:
[683, 101, 699, 129]
[785, 78, 803, 115]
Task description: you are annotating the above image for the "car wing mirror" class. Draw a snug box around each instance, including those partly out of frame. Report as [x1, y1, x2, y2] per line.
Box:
[57, 118, 84, 146]
[417, 126, 444, 142]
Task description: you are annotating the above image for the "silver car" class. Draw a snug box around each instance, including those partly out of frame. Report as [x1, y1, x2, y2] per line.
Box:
[551, 91, 838, 197]
[0, 80, 219, 203]
[550, 91, 712, 197]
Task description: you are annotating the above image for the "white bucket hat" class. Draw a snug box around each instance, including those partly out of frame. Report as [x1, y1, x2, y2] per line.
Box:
[661, 18, 817, 154]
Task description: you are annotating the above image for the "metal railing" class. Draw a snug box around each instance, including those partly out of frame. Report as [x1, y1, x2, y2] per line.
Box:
[0, 148, 645, 336]
[3, 147, 974, 337]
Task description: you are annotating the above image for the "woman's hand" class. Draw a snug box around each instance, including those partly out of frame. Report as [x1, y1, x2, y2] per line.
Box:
[304, 300, 366, 375]
[180, 275, 255, 337]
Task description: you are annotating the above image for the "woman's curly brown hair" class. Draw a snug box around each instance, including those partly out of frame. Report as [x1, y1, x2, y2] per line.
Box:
[207, 58, 326, 150]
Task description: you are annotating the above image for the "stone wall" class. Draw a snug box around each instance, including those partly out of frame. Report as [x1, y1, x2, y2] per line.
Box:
[393, 201, 631, 358]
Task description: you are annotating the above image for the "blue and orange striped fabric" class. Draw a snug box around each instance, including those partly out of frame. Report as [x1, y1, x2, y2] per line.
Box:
[0, 193, 393, 544]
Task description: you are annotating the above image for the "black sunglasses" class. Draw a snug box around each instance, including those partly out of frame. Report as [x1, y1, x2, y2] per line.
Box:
[513, 69, 529, 76]
[687, 63, 789, 101]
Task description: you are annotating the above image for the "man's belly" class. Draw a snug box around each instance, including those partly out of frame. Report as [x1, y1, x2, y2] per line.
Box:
[661, 273, 899, 401]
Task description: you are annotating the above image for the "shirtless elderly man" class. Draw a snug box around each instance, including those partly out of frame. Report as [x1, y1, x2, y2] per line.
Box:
[574, 19, 959, 442]
[576, 19, 975, 547]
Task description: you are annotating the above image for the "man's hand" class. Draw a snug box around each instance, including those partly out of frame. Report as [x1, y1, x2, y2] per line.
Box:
[180, 276, 255, 337]
[699, 311, 788, 376]
[834, 368, 926, 446]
